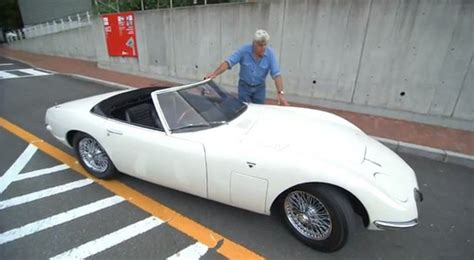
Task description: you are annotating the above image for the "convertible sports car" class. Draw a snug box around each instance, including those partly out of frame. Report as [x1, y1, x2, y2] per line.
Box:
[45, 79, 422, 252]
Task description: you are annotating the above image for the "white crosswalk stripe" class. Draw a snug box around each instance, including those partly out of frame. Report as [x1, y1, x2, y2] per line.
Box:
[0, 144, 37, 193]
[167, 242, 209, 260]
[14, 164, 70, 181]
[0, 195, 124, 245]
[1, 142, 211, 259]
[0, 71, 18, 79]
[0, 68, 53, 79]
[0, 179, 94, 210]
[17, 68, 50, 76]
[50, 216, 165, 259]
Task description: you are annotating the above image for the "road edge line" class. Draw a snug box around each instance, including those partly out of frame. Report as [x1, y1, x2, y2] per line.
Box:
[0, 117, 265, 260]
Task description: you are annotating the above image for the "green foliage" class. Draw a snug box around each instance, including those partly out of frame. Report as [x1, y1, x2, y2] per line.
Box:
[94, 0, 243, 14]
[0, 0, 23, 29]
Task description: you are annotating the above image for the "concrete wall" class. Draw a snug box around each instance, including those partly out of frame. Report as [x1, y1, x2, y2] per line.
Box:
[353, 0, 474, 120]
[8, 0, 474, 130]
[10, 25, 96, 61]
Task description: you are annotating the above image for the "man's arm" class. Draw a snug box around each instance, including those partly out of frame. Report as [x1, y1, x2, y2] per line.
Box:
[205, 61, 229, 79]
[206, 46, 243, 79]
[269, 49, 289, 106]
[273, 75, 289, 106]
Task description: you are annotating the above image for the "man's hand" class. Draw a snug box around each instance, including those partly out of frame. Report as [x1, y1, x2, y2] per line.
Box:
[204, 73, 215, 80]
[277, 93, 289, 106]
[205, 62, 230, 80]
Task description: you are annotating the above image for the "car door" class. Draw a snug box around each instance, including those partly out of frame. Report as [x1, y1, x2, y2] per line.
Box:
[102, 118, 208, 199]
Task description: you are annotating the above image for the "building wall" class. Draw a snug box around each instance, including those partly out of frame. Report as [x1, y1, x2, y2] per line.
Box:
[18, 0, 92, 25]
[8, 0, 474, 130]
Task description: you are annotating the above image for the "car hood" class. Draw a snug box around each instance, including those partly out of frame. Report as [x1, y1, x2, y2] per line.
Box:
[182, 104, 367, 165]
[237, 105, 367, 164]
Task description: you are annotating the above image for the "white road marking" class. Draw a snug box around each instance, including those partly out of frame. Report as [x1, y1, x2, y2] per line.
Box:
[18, 68, 50, 76]
[50, 216, 164, 259]
[14, 164, 70, 181]
[0, 179, 94, 210]
[0, 71, 18, 79]
[0, 68, 53, 80]
[167, 242, 209, 260]
[0, 144, 37, 193]
[0, 195, 124, 245]
[0, 63, 14, 66]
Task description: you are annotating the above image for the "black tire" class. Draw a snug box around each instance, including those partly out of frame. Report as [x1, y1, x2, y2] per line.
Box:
[280, 185, 356, 252]
[73, 132, 118, 179]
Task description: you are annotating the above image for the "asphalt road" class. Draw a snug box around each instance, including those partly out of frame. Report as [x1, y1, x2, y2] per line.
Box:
[0, 56, 473, 259]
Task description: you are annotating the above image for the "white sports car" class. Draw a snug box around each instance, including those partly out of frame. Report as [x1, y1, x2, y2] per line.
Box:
[45, 79, 422, 252]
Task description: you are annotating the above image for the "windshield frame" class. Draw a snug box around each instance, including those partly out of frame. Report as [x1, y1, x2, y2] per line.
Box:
[150, 79, 247, 135]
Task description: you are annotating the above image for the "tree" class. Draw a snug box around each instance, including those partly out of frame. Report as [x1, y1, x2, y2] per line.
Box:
[0, 0, 23, 29]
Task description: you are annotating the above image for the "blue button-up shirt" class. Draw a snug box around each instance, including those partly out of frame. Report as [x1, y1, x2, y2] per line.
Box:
[226, 43, 281, 86]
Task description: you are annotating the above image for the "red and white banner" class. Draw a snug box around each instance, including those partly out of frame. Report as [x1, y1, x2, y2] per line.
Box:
[101, 12, 138, 57]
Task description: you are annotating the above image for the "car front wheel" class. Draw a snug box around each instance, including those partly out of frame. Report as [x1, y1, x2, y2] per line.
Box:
[281, 185, 356, 252]
[73, 132, 118, 179]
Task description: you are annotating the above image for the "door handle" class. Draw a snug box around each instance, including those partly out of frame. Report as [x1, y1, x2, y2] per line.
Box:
[106, 129, 123, 135]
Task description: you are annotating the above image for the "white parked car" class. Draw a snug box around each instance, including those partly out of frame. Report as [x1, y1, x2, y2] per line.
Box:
[45, 79, 422, 252]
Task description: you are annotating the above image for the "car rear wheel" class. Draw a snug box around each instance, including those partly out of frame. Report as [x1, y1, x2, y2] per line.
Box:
[73, 132, 118, 179]
[281, 185, 356, 252]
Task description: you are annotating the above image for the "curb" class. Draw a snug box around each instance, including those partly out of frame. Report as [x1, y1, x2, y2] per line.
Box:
[371, 136, 474, 169]
[3, 53, 473, 169]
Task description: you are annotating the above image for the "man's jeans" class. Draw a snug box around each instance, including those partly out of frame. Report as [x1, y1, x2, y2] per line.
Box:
[238, 80, 266, 104]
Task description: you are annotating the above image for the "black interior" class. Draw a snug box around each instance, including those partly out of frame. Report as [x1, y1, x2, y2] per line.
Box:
[91, 87, 167, 131]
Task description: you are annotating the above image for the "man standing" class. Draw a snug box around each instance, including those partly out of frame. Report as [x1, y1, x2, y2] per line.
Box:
[205, 29, 289, 106]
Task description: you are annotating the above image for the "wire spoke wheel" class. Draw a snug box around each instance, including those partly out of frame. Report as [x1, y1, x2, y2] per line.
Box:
[78, 137, 109, 173]
[284, 190, 333, 240]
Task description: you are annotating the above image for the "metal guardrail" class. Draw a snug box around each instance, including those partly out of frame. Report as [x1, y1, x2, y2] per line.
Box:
[7, 11, 92, 43]
[95, 0, 247, 13]
[6, 0, 246, 43]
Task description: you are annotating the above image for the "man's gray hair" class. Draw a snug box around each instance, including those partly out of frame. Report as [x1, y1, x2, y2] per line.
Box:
[254, 29, 270, 43]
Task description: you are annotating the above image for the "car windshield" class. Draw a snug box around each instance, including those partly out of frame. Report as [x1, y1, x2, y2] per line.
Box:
[157, 81, 247, 132]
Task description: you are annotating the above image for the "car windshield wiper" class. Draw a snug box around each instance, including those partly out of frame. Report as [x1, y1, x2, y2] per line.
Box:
[235, 105, 247, 115]
[208, 120, 227, 126]
[171, 121, 227, 132]
[171, 123, 211, 132]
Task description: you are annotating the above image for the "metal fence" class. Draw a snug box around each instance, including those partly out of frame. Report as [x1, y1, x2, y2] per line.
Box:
[6, 11, 92, 42]
[6, 0, 246, 43]
[95, 0, 246, 13]
[22, 11, 92, 39]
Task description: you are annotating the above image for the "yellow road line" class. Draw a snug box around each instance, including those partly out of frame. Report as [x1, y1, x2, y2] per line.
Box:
[0, 117, 264, 260]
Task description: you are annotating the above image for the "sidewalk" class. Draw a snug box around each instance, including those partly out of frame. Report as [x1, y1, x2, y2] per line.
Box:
[1, 47, 473, 159]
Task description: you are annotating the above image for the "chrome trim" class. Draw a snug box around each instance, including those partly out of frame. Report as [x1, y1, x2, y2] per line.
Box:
[284, 191, 332, 240]
[152, 78, 212, 95]
[151, 89, 172, 135]
[78, 137, 109, 173]
[374, 219, 418, 229]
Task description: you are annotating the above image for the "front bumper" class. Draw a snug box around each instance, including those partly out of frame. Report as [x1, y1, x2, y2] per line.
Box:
[373, 188, 422, 230]
[374, 219, 418, 229]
